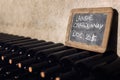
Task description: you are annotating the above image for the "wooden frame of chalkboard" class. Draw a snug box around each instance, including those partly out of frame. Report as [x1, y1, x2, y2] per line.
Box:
[65, 7, 113, 53]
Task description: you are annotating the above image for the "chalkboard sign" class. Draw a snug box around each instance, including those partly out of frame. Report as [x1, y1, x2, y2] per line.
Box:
[65, 8, 113, 53]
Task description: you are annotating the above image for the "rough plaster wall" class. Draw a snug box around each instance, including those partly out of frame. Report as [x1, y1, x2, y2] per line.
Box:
[0, 0, 120, 55]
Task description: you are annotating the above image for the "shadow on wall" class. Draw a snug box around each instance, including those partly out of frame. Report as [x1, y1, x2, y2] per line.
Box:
[106, 9, 118, 54]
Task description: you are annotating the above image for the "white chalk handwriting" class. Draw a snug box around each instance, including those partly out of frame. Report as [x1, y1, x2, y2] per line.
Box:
[73, 22, 103, 30]
[72, 30, 97, 42]
[76, 14, 93, 22]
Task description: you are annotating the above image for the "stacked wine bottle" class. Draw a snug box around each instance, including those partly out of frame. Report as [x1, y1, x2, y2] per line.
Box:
[0, 33, 119, 80]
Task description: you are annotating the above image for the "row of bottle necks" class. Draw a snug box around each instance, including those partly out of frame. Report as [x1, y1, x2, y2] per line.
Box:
[0, 33, 119, 80]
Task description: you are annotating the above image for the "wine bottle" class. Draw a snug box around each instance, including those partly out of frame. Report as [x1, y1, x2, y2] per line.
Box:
[40, 65, 61, 79]
[18, 46, 71, 69]
[8, 42, 54, 65]
[1, 40, 45, 61]
[17, 46, 71, 69]
[39, 51, 92, 79]
[28, 49, 82, 74]
[40, 66, 88, 80]
[13, 71, 39, 80]
[48, 52, 116, 80]
[0, 35, 22, 42]
[4, 38, 39, 52]
[25, 43, 63, 55]
[14, 40, 46, 54]
[59, 51, 95, 71]
[73, 51, 117, 77]
[93, 58, 120, 80]
[29, 49, 81, 75]
[1, 40, 45, 59]
[28, 61, 53, 73]
[0, 64, 18, 75]
[0, 34, 25, 51]
[0, 37, 32, 53]
[15, 43, 63, 62]
[0, 37, 31, 51]
[4, 36, 33, 45]
[35, 46, 71, 62]
[54, 69, 79, 80]
[0, 35, 26, 43]
[8, 40, 48, 53]
[3, 68, 25, 79]
[17, 58, 36, 69]
[7, 40, 46, 56]
[47, 48, 80, 64]
[9, 54, 27, 65]
[4, 38, 35, 46]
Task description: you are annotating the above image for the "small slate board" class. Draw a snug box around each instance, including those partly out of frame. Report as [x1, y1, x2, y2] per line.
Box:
[65, 7, 113, 53]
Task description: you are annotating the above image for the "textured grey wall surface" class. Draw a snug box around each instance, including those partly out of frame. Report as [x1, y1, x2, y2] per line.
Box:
[0, 0, 119, 55]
